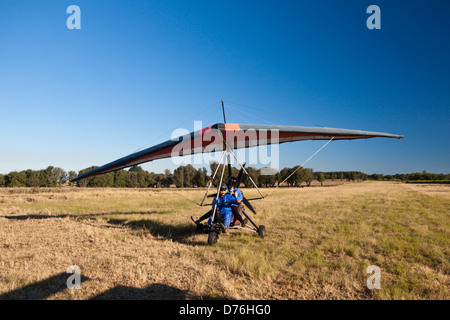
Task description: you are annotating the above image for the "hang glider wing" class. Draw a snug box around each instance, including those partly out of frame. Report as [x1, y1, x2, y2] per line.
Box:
[71, 123, 404, 182]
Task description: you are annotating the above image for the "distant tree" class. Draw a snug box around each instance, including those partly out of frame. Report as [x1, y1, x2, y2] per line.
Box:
[136, 171, 151, 187]
[173, 166, 185, 188]
[284, 165, 304, 187]
[317, 172, 325, 186]
[161, 172, 173, 187]
[89, 172, 114, 187]
[369, 173, 383, 180]
[152, 173, 161, 187]
[286, 167, 296, 186]
[303, 168, 314, 186]
[409, 173, 421, 180]
[202, 167, 208, 183]
[209, 161, 220, 185]
[330, 172, 336, 181]
[0, 174, 4, 187]
[68, 171, 77, 186]
[258, 172, 266, 187]
[126, 171, 139, 188]
[259, 168, 277, 187]
[208, 162, 233, 185]
[76, 166, 98, 187]
[59, 169, 69, 184]
[25, 170, 41, 187]
[140, 171, 155, 187]
[43, 166, 55, 186]
[43, 166, 67, 186]
[193, 168, 206, 187]
[278, 167, 292, 186]
[6, 171, 27, 187]
[114, 170, 128, 187]
[350, 171, 359, 182]
[242, 167, 259, 188]
[129, 165, 144, 173]
[184, 165, 197, 187]
[295, 166, 306, 187]
[37, 170, 47, 186]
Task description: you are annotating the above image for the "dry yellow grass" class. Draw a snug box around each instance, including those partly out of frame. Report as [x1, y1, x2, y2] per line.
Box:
[0, 182, 448, 300]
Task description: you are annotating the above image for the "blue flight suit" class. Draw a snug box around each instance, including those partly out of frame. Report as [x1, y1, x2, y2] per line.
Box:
[208, 193, 237, 228]
[228, 188, 243, 206]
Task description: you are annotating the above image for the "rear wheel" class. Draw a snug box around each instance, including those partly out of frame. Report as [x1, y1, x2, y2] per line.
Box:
[258, 225, 266, 238]
[207, 230, 219, 245]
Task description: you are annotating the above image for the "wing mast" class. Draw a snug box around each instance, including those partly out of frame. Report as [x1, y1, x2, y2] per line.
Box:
[221, 99, 227, 124]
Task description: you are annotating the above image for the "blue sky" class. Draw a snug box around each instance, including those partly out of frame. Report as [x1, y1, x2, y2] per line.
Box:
[0, 0, 449, 175]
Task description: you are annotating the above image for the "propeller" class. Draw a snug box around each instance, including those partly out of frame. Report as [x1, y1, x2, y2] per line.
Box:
[242, 197, 257, 214]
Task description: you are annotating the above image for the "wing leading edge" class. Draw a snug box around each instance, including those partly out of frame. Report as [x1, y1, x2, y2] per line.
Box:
[71, 123, 404, 182]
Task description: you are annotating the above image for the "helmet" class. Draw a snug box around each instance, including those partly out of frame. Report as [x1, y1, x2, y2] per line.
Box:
[227, 176, 238, 187]
[219, 183, 228, 190]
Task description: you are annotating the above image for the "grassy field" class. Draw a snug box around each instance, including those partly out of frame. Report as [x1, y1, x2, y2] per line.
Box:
[0, 181, 448, 300]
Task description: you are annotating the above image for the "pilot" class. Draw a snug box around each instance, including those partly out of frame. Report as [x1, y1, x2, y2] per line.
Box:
[226, 176, 247, 227]
[208, 183, 237, 230]
[192, 177, 247, 227]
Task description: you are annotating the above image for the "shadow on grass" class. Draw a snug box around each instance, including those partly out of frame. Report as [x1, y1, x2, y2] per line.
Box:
[0, 273, 228, 300]
[2, 214, 72, 220]
[1, 212, 206, 245]
[118, 219, 205, 246]
[90, 283, 227, 300]
[0, 272, 91, 300]
[1, 211, 160, 221]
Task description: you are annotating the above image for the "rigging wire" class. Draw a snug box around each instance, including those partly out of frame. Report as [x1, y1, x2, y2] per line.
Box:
[264, 137, 335, 198]
[223, 99, 324, 127]
[171, 190, 202, 207]
[221, 104, 250, 124]
[224, 103, 272, 124]
[131, 100, 221, 154]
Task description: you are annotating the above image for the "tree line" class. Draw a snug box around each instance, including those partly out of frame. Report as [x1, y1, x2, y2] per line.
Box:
[0, 165, 448, 188]
[322, 170, 450, 182]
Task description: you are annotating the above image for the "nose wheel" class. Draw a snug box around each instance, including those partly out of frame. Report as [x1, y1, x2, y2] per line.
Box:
[207, 230, 220, 245]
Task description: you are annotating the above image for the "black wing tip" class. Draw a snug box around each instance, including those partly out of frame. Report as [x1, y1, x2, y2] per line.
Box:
[70, 176, 82, 183]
